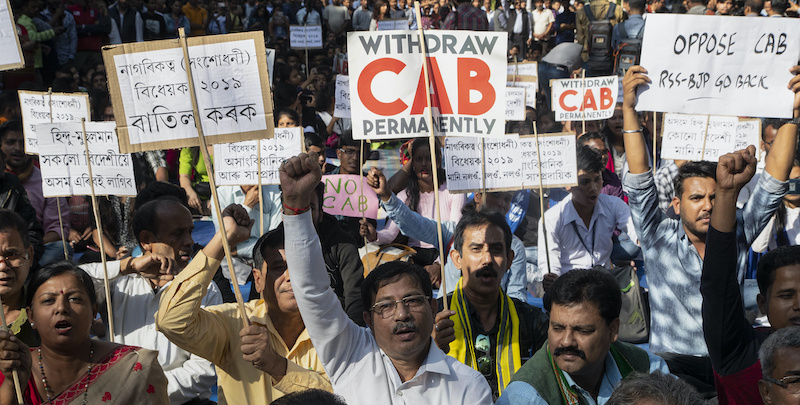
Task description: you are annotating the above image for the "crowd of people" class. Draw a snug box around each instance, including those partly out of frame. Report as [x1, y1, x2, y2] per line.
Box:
[0, 0, 799, 403]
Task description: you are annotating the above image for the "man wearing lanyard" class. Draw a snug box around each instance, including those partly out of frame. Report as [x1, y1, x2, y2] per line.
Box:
[538, 144, 637, 291]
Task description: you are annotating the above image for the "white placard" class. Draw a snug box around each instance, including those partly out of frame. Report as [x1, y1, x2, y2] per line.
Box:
[348, 31, 507, 139]
[735, 119, 761, 152]
[661, 114, 762, 161]
[36, 122, 136, 197]
[0, 0, 23, 71]
[444, 136, 522, 192]
[519, 133, 578, 188]
[551, 76, 619, 121]
[637, 14, 800, 118]
[18, 91, 91, 154]
[290, 25, 323, 49]
[377, 19, 408, 31]
[334, 75, 351, 118]
[507, 61, 538, 77]
[505, 87, 526, 121]
[213, 127, 303, 186]
[507, 61, 538, 106]
[660, 114, 709, 161]
[702, 116, 739, 161]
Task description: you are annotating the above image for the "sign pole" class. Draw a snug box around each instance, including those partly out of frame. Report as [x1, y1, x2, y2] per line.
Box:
[359, 140, 371, 267]
[0, 294, 23, 404]
[414, 1, 448, 310]
[533, 122, 551, 274]
[653, 112, 658, 175]
[700, 116, 710, 161]
[179, 28, 250, 328]
[80, 118, 115, 341]
[48, 88, 70, 259]
[257, 140, 264, 237]
[581, 69, 586, 134]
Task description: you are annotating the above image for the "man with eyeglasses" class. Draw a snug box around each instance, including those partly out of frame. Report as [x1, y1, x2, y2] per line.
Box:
[758, 326, 800, 404]
[279, 151, 493, 404]
[0, 209, 38, 347]
[325, 131, 375, 247]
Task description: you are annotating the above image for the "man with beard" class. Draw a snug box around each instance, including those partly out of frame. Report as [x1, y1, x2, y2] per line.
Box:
[497, 268, 670, 404]
[81, 196, 222, 404]
[620, 65, 799, 397]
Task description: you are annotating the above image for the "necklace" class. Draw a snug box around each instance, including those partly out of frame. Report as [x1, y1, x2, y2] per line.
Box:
[38, 340, 94, 404]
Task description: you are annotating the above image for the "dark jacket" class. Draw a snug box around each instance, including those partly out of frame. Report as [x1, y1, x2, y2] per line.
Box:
[0, 173, 44, 265]
[318, 213, 366, 326]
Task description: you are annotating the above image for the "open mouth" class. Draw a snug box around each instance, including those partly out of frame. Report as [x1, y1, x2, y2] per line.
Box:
[54, 320, 73, 334]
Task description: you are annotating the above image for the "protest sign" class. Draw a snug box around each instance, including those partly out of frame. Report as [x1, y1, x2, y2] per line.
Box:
[289, 25, 323, 49]
[443, 136, 523, 193]
[36, 122, 136, 198]
[334, 75, 351, 118]
[322, 174, 379, 219]
[505, 87, 525, 121]
[266, 48, 275, 85]
[520, 133, 578, 188]
[18, 91, 91, 154]
[637, 14, 800, 118]
[0, 0, 23, 72]
[213, 128, 303, 186]
[660, 113, 762, 161]
[551, 76, 619, 121]
[103, 31, 274, 153]
[507, 61, 538, 107]
[334, 52, 348, 75]
[348, 31, 507, 139]
[377, 19, 409, 31]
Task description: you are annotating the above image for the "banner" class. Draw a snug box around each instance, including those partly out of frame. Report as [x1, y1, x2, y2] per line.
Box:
[660, 113, 761, 161]
[637, 14, 800, 118]
[36, 122, 136, 197]
[103, 31, 274, 153]
[322, 174, 379, 219]
[348, 31, 507, 139]
[334, 75, 351, 118]
[507, 61, 538, 107]
[0, 0, 23, 72]
[213, 127, 303, 186]
[551, 76, 619, 121]
[290, 25, 323, 49]
[18, 91, 91, 154]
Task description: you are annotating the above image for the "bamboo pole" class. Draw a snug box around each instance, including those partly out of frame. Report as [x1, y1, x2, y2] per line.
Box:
[48, 88, 69, 259]
[258, 140, 264, 237]
[533, 123, 551, 274]
[0, 294, 23, 404]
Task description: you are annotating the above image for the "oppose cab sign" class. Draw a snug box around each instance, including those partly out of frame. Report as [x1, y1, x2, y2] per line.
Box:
[347, 31, 507, 139]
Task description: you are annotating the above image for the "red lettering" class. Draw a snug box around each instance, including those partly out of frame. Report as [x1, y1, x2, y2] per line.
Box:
[600, 87, 613, 110]
[583, 89, 598, 111]
[457, 58, 495, 115]
[559, 89, 579, 112]
[358, 58, 407, 116]
[411, 57, 453, 115]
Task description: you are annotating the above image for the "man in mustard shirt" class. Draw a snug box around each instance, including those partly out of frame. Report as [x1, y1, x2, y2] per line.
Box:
[156, 204, 331, 404]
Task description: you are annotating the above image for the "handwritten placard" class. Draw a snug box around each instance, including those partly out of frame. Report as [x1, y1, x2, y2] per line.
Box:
[736, 119, 761, 152]
[0, 0, 23, 71]
[551, 76, 619, 121]
[289, 25, 323, 49]
[661, 114, 762, 161]
[519, 133, 578, 188]
[322, 174, 379, 219]
[377, 19, 408, 31]
[443, 136, 523, 193]
[103, 32, 274, 153]
[213, 127, 303, 186]
[505, 88, 526, 121]
[36, 122, 136, 197]
[18, 91, 91, 154]
[266, 48, 275, 85]
[637, 14, 800, 118]
[507, 61, 538, 107]
[334, 75, 350, 118]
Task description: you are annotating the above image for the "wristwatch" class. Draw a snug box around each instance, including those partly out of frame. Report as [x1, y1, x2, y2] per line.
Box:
[790, 116, 800, 125]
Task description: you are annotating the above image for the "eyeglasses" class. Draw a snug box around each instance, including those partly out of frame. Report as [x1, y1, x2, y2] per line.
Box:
[475, 334, 493, 376]
[0, 252, 29, 268]
[370, 295, 429, 319]
[339, 148, 360, 157]
[763, 375, 800, 395]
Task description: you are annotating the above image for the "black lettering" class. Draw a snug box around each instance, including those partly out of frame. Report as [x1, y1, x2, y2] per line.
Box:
[675, 35, 687, 54]
[778, 33, 787, 54]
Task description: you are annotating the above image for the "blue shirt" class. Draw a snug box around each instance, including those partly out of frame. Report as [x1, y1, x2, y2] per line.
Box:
[610, 14, 644, 50]
[496, 350, 671, 405]
[623, 170, 785, 355]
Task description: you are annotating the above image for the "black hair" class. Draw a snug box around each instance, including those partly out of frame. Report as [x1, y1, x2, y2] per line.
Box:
[763, 118, 789, 141]
[51, 77, 74, 93]
[544, 268, 621, 325]
[26, 261, 98, 308]
[577, 131, 605, 145]
[770, 0, 788, 12]
[133, 181, 189, 211]
[0, 91, 20, 116]
[361, 261, 433, 310]
[606, 371, 704, 405]
[628, 0, 646, 12]
[270, 389, 347, 405]
[453, 209, 512, 255]
[0, 119, 23, 142]
[304, 132, 326, 151]
[673, 161, 717, 200]
[253, 225, 285, 272]
[337, 130, 359, 148]
[0, 208, 30, 247]
[744, 0, 763, 12]
[756, 245, 800, 296]
[405, 138, 445, 212]
[276, 108, 300, 127]
[132, 198, 187, 244]
[576, 144, 604, 174]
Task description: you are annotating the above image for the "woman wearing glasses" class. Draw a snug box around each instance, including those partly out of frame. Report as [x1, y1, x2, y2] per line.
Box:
[0, 210, 37, 347]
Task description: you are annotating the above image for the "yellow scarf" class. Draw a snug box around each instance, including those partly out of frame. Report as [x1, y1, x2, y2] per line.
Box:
[448, 277, 521, 395]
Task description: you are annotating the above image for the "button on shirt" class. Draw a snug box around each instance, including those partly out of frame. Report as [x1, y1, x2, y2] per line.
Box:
[538, 193, 637, 275]
[284, 212, 493, 405]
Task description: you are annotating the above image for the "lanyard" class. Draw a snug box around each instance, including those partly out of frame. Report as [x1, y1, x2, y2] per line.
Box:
[570, 220, 596, 266]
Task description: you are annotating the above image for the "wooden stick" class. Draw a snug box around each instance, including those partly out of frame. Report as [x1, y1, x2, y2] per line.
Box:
[0, 294, 24, 404]
[533, 122, 551, 274]
[414, 1, 448, 310]
[480, 138, 486, 203]
[359, 140, 371, 268]
[652, 112, 657, 175]
[80, 118, 115, 342]
[581, 70, 586, 135]
[257, 140, 264, 237]
[48, 88, 69, 259]
[178, 28, 250, 328]
[700, 115, 710, 162]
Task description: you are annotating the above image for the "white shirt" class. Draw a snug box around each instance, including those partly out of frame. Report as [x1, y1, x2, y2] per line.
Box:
[284, 212, 494, 405]
[81, 261, 221, 404]
[752, 205, 800, 253]
[513, 9, 524, 33]
[538, 193, 637, 275]
[531, 8, 554, 36]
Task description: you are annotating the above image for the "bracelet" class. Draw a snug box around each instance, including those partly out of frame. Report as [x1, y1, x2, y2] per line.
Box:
[282, 202, 310, 215]
[622, 128, 643, 134]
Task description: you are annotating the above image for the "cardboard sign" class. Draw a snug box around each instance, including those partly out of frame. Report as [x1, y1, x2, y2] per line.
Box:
[36, 122, 136, 197]
[213, 127, 303, 186]
[103, 31, 274, 153]
[377, 19, 409, 31]
[444, 136, 523, 193]
[519, 133, 578, 188]
[0, 0, 23, 71]
[507, 61, 538, 107]
[551, 76, 619, 121]
[334, 75, 351, 118]
[289, 25, 323, 49]
[505, 87, 526, 121]
[322, 174, 379, 219]
[348, 31, 507, 139]
[660, 113, 762, 161]
[637, 14, 800, 118]
[266, 48, 275, 85]
[18, 91, 91, 154]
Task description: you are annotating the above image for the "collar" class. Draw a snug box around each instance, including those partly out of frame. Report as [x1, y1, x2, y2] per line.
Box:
[248, 299, 312, 354]
[381, 337, 453, 382]
[563, 194, 606, 230]
[561, 351, 619, 398]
